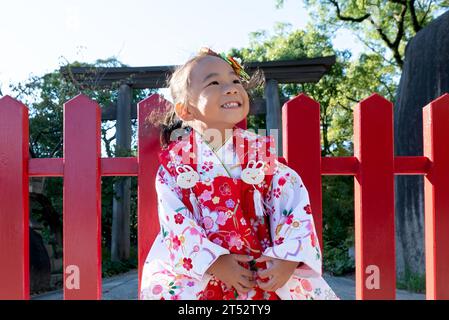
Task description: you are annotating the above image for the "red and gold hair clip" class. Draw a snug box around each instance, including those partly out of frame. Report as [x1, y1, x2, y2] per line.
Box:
[199, 47, 250, 81]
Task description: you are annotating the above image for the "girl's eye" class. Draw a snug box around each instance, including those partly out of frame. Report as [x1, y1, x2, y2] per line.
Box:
[233, 79, 241, 84]
[208, 81, 219, 86]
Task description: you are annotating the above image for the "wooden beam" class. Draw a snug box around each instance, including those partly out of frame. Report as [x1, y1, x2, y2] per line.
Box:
[60, 56, 336, 89]
[99, 97, 281, 121]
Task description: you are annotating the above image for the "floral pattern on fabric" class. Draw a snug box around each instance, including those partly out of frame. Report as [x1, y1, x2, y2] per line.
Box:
[140, 127, 339, 300]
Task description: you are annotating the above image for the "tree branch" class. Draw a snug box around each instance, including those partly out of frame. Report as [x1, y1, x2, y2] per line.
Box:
[408, 0, 423, 32]
[329, 0, 371, 22]
[389, 0, 407, 4]
[368, 2, 406, 69]
[376, 76, 395, 100]
[419, 0, 434, 26]
[354, 33, 397, 66]
[50, 138, 63, 158]
[393, 3, 408, 49]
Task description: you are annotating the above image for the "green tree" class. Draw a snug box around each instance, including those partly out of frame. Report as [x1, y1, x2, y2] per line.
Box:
[277, 0, 449, 69]
[231, 23, 396, 156]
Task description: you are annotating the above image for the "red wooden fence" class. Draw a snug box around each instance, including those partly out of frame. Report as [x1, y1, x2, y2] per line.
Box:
[0, 92, 448, 300]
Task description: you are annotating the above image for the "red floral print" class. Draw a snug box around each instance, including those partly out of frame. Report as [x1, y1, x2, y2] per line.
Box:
[174, 213, 184, 224]
[201, 161, 214, 172]
[182, 257, 193, 271]
[219, 182, 231, 196]
[278, 176, 287, 186]
[274, 237, 284, 245]
[304, 204, 312, 214]
[172, 236, 181, 250]
[310, 232, 317, 247]
[273, 187, 281, 198]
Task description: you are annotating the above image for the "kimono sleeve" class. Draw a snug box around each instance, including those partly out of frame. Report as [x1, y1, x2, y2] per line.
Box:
[262, 160, 322, 278]
[155, 165, 230, 281]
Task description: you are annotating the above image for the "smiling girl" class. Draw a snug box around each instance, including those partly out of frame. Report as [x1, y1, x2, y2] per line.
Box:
[140, 48, 338, 300]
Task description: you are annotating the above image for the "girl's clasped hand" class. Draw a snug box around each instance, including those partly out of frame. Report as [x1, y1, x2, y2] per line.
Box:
[207, 253, 299, 293]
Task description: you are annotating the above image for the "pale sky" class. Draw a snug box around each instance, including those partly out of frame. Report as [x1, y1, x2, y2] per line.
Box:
[0, 0, 363, 96]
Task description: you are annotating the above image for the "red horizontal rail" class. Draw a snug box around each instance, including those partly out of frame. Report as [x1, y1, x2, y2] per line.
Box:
[29, 157, 139, 177]
[28, 155, 431, 177]
[321, 156, 431, 175]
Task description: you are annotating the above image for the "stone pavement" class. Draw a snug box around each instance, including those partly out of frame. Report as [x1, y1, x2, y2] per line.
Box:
[31, 270, 425, 300]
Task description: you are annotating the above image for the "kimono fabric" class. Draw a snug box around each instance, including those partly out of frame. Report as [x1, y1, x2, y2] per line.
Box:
[140, 127, 339, 300]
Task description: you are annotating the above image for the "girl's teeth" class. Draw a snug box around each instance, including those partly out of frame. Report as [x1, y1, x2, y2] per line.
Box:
[222, 102, 240, 108]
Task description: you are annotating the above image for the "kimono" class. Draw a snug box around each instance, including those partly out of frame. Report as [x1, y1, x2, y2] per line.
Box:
[140, 126, 339, 300]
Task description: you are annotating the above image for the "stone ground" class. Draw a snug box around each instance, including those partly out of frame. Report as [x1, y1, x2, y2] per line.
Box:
[31, 270, 425, 300]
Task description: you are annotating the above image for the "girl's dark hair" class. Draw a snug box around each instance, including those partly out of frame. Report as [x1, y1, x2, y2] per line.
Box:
[148, 51, 264, 149]
[159, 109, 188, 149]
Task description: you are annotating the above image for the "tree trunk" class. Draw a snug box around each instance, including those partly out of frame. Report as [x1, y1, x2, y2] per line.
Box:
[394, 10, 449, 278]
[30, 227, 51, 293]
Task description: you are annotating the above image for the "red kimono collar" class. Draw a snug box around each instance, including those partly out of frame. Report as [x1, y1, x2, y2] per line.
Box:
[160, 126, 277, 176]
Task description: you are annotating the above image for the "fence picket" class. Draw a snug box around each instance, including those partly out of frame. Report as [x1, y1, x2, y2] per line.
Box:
[423, 93, 449, 299]
[63, 94, 102, 299]
[282, 94, 323, 246]
[137, 94, 171, 296]
[353, 94, 396, 299]
[0, 96, 30, 300]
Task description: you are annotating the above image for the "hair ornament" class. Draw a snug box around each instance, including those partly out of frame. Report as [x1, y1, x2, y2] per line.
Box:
[199, 47, 250, 81]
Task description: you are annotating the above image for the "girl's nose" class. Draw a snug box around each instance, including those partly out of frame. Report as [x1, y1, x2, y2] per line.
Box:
[225, 85, 238, 94]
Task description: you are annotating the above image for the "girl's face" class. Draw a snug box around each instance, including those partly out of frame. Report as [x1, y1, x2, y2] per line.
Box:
[186, 55, 250, 129]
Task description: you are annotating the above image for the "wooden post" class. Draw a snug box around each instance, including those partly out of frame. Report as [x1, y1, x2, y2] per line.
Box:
[63, 94, 102, 299]
[264, 79, 282, 156]
[112, 84, 132, 261]
[423, 93, 449, 300]
[353, 94, 396, 299]
[0, 96, 30, 300]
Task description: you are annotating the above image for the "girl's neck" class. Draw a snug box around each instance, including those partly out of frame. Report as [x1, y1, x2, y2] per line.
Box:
[189, 122, 236, 149]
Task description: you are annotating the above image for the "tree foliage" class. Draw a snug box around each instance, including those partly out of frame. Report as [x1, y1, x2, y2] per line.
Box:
[231, 23, 396, 156]
[277, 0, 449, 69]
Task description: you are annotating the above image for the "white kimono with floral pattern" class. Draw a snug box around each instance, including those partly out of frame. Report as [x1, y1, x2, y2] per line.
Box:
[140, 128, 338, 300]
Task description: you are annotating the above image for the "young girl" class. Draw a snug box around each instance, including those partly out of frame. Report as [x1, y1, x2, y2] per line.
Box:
[140, 48, 339, 300]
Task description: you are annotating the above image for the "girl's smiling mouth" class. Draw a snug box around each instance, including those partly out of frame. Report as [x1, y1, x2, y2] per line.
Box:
[221, 101, 242, 109]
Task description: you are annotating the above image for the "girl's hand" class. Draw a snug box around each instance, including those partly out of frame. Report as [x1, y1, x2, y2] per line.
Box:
[255, 255, 300, 292]
[206, 254, 256, 293]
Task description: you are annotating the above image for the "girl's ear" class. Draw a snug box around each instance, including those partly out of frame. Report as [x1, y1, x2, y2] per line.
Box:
[174, 102, 194, 121]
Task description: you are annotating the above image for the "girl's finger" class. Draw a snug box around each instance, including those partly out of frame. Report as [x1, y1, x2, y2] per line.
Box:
[239, 275, 255, 289]
[257, 277, 277, 291]
[236, 264, 254, 278]
[257, 268, 274, 279]
[233, 254, 254, 262]
[255, 255, 272, 263]
[235, 283, 251, 294]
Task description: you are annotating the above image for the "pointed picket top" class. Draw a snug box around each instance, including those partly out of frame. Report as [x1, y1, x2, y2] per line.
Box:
[138, 93, 172, 122]
[358, 93, 393, 111]
[138, 93, 172, 108]
[424, 92, 449, 111]
[284, 93, 319, 110]
[137, 93, 173, 135]
[0, 95, 29, 114]
[64, 93, 99, 111]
